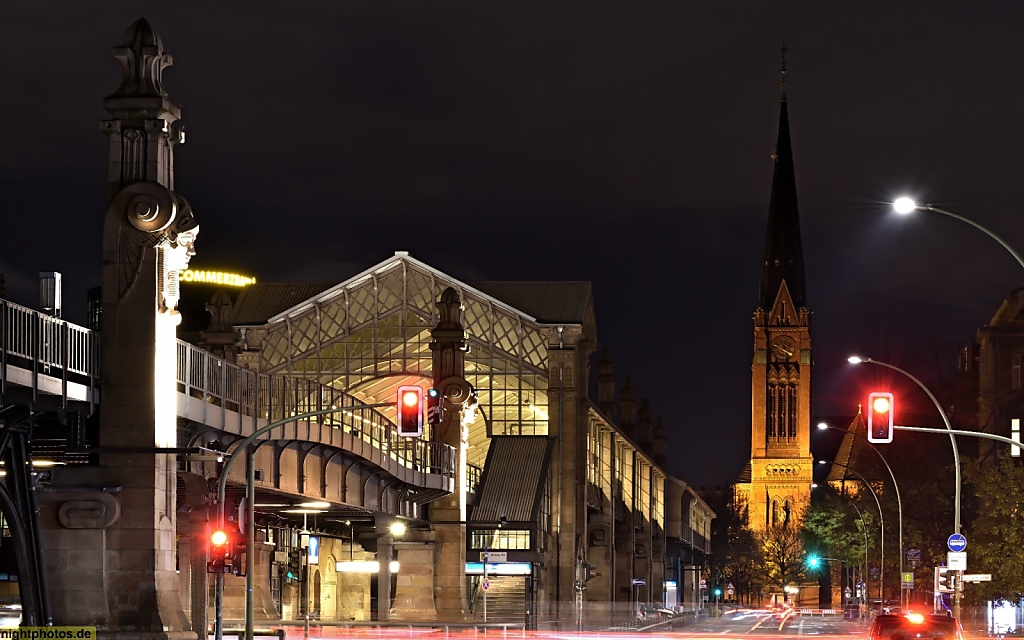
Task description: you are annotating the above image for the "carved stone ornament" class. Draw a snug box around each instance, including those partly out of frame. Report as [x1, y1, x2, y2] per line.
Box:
[109, 181, 199, 304]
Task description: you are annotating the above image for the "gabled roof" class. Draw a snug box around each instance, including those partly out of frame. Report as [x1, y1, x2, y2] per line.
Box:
[828, 410, 867, 484]
[233, 283, 334, 325]
[472, 281, 592, 325]
[263, 252, 592, 332]
[827, 408, 888, 486]
[759, 77, 807, 310]
[470, 436, 554, 524]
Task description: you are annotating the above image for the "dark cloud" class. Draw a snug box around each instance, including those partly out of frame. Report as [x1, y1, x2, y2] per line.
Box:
[3, 2, 1024, 486]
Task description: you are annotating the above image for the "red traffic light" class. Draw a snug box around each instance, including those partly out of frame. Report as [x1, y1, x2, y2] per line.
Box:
[211, 529, 231, 556]
[396, 385, 423, 437]
[866, 391, 894, 444]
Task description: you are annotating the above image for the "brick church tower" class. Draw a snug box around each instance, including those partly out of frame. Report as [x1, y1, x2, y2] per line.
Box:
[735, 66, 814, 530]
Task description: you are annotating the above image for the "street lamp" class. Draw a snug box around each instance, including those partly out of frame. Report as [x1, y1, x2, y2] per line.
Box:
[818, 459, 885, 605]
[817, 422, 905, 605]
[891, 198, 1024, 272]
[847, 356, 961, 537]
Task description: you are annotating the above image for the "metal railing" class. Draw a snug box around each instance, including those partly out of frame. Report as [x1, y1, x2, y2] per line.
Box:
[0, 297, 458, 483]
[176, 340, 457, 479]
[0, 298, 99, 406]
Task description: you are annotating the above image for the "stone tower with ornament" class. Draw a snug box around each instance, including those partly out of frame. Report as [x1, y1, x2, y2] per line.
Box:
[735, 64, 814, 531]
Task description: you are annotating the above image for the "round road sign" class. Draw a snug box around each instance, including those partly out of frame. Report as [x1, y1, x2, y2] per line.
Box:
[947, 534, 967, 552]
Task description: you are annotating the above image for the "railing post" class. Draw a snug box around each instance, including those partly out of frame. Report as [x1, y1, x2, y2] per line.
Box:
[61, 322, 69, 407]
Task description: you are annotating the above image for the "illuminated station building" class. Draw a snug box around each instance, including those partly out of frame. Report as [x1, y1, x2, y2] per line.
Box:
[173, 258, 716, 623]
[5, 20, 716, 631]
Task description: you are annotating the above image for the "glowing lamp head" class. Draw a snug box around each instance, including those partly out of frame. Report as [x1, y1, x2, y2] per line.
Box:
[867, 391, 895, 444]
[893, 197, 918, 215]
[402, 390, 418, 407]
[390, 521, 406, 536]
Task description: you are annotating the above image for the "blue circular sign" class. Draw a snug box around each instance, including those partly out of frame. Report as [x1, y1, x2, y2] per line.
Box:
[947, 534, 967, 552]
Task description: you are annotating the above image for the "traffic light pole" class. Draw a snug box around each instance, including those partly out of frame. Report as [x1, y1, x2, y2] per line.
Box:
[214, 402, 391, 640]
[892, 426, 1024, 618]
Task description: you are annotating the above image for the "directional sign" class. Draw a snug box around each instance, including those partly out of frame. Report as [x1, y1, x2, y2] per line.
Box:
[963, 574, 992, 582]
[481, 551, 507, 563]
[947, 534, 967, 552]
[631, 578, 646, 586]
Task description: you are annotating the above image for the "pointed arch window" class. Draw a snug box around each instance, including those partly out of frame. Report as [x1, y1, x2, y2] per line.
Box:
[767, 369, 800, 443]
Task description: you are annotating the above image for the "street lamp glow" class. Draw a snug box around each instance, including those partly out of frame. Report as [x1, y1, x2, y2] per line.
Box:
[390, 521, 406, 536]
[848, 356, 864, 364]
[893, 197, 918, 214]
[817, 422, 829, 430]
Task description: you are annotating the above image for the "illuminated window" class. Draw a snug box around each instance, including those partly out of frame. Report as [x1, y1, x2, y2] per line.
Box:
[470, 529, 530, 550]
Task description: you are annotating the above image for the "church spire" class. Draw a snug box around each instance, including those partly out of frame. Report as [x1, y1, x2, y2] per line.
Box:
[758, 58, 806, 310]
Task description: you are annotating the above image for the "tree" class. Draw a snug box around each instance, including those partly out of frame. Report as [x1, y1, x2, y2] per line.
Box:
[704, 490, 766, 604]
[756, 520, 808, 598]
[962, 455, 1024, 603]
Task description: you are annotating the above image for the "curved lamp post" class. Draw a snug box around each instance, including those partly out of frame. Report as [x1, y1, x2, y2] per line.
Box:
[817, 422, 904, 605]
[848, 355, 963, 618]
[848, 356, 960, 534]
[892, 197, 1024, 272]
[819, 460, 885, 604]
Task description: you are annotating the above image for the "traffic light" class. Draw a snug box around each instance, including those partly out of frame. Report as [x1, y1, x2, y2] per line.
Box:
[207, 528, 234, 573]
[935, 567, 954, 593]
[286, 549, 302, 582]
[583, 562, 599, 582]
[867, 391, 894, 444]
[426, 387, 442, 426]
[396, 385, 424, 437]
[806, 555, 820, 569]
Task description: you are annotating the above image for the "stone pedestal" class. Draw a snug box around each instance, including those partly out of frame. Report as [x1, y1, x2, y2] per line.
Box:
[391, 541, 437, 621]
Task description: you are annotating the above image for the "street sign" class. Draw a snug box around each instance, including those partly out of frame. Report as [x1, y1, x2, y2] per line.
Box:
[907, 548, 922, 561]
[482, 578, 490, 591]
[947, 534, 967, 552]
[901, 572, 914, 588]
[631, 578, 646, 586]
[699, 578, 707, 590]
[948, 551, 967, 570]
[481, 551, 507, 562]
[963, 574, 992, 582]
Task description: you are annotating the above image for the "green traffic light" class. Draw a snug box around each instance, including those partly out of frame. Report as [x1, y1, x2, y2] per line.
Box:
[807, 556, 820, 568]
[714, 588, 722, 596]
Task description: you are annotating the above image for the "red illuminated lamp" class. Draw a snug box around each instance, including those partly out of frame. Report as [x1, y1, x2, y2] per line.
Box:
[867, 392, 894, 444]
[396, 385, 424, 437]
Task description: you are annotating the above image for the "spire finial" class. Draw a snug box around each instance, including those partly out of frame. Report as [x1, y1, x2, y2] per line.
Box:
[780, 43, 788, 97]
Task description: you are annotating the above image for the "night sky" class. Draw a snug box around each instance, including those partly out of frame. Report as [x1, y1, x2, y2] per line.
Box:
[3, 3, 1024, 488]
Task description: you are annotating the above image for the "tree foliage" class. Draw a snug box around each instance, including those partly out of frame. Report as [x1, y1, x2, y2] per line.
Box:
[705, 491, 766, 603]
[756, 519, 808, 591]
[962, 455, 1024, 603]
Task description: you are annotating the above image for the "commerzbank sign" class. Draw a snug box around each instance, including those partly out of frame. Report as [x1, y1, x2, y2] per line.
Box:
[178, 270, 256, 287]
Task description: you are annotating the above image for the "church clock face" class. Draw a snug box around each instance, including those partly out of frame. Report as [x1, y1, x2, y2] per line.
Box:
[771, 336, 796, 361]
